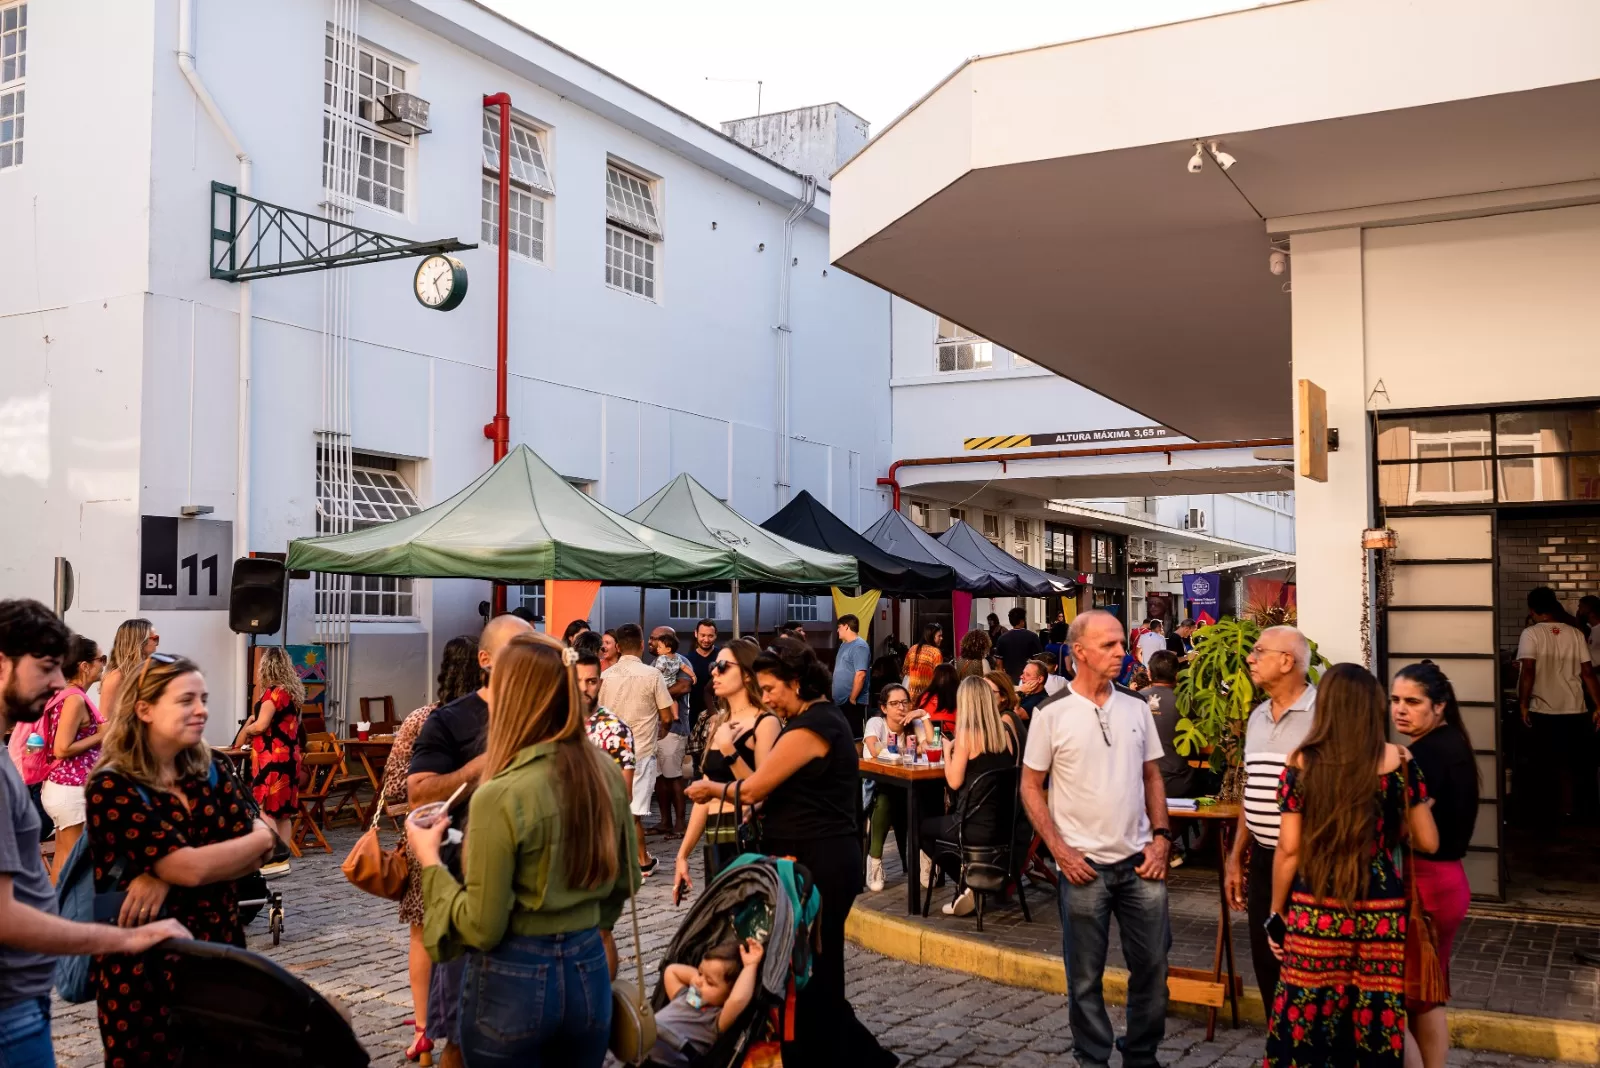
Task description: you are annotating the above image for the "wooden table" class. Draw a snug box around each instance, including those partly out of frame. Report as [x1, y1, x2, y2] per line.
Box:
[341, 738, 394, 822]
[1167, 801, 1241, 1040]
[859, 757, 947, 914]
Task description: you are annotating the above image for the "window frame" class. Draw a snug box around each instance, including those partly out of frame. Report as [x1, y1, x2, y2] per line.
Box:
[668, 588, 716, 620]
[323, 33, 413, 214]
[1376, 404, 1600, 508]
[315, 451, 423, 622]
[604, 160, 662, 301]
[0, 1, 26, 172]
[481, 110, 553, 264]
[514, 582, 546, 622]
[786, 594, 820, 623]
[934, 318, 994, 374]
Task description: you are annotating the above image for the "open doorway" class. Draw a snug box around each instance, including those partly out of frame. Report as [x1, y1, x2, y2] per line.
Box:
[1497, 510, 1600, 914]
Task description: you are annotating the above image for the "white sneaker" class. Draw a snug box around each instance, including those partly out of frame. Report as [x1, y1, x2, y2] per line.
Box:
[942, 889, 977, 917]
[260, 859, 291, 880]
[919, 854, 933, 888]
[866, 856, 885, 892]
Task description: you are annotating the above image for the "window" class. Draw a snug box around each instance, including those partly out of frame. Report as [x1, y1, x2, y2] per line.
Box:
[513, 583, 545, 621]
[1044, 523, 1075, 576]
[0, 2, 24, 171]
[910, 501, 929, 529]
[1089, 534, 1121, 574]
[982, 514, 1001, 544]
[323, 35, 409, 211]
[481, 112, 551, 262]
[669, 589, 715, 619]
[1013, 518, 1029, 546]
[935, 318, 993, 373]
[316, 451, 423, 619]
[786, 595, 819, 622]
[605, 163, 661, 300]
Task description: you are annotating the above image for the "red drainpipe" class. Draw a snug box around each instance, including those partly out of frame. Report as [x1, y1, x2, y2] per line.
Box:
[875, 437, 1294, 512]
[483, 92, 512, 615]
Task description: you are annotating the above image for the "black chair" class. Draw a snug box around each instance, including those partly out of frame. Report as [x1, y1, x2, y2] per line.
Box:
[921, 764, 1032, 931]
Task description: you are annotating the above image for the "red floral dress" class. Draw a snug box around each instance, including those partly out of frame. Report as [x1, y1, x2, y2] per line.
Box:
[249, 687, 302, 818]
[86, 758, 254, 1066]
[1264, 763, 1427, 1068]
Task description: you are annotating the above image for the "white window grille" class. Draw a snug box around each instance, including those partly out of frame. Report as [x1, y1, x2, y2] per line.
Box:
[481, 112, 551, 262]
[316, 452, 423, 619]
[514, 582, 545, 621]
[909, 501, 929, 529]
[786, 595, 819, 622]
[669, 589, 715, 619]
[935, 318, 993, 373]
[605, 162, 660, 300]
[322, 35, 409, 212]
[0, 2, 25, 171]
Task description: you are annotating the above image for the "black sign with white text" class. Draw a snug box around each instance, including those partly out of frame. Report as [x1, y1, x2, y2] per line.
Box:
[139, 516, 233, 611]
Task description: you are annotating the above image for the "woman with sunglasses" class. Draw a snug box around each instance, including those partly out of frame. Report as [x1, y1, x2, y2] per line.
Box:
[86, 653, 276, 1066]
[672, 641, 779, 900]
[98, 618, 158, 734]
[39, 634, 107, 881]
[862, 683, 930, 892]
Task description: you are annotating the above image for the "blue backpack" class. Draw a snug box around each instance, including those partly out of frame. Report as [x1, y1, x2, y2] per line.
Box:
[54, 759, 221, 1002]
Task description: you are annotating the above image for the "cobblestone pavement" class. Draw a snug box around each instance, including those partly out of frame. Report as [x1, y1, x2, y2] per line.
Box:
[50, 824, 1583, 1067]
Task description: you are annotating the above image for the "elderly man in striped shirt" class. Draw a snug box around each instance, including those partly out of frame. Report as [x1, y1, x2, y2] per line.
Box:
[1223, 625, 1316, 1010]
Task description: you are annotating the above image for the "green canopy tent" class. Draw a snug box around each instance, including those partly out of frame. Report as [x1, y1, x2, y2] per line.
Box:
[285, 444, 738, 585]
[627, 473, 859, 636]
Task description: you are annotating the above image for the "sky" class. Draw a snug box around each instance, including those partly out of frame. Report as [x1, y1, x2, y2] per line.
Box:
[479, 0, 1278, 133]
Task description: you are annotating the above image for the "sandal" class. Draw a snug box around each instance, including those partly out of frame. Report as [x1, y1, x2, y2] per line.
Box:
[640, 855, 659, 878]
[405, 1024, 434, 1063]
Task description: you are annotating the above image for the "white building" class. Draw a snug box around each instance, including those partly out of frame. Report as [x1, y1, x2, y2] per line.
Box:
[830, 0, 1600, 903]
[0, 0, 891, 732]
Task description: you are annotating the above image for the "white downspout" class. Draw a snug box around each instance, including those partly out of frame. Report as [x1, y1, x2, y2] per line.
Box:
[775, 175, 817, 509]
[177, 0, 252, 723]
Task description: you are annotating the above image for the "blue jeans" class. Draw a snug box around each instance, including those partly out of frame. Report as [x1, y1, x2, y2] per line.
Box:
[0, 998, 54, 1068]
[459, 928, 612, 1067]
[1056, 853, 1170, 1068]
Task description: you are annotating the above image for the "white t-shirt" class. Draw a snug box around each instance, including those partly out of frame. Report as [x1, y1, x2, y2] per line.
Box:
[1516, 621, 1590, 715]
[863, 714, 928, 751]
[1136, 631, 1167, 665]
[1023, 684, 1164, 864]
[1043, 674, 1068, 696]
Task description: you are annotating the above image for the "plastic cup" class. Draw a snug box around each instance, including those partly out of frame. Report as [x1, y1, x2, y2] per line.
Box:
[926, 744, 943, 765]
[408, 800, 452, 829]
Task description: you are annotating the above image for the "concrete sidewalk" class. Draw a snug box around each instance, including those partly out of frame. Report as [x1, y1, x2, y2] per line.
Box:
[850, 848, 1600, 1063]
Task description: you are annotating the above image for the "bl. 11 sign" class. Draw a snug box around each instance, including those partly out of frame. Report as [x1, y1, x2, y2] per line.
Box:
[139, 516, 233, 611]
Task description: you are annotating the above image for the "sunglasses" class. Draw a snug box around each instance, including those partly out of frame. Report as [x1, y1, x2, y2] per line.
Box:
[710, 659, 738, 675]
[134, 652, 181, 692]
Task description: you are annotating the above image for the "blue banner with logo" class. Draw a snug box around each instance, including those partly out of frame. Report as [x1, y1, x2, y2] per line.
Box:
[1182, 572, 1222, 624]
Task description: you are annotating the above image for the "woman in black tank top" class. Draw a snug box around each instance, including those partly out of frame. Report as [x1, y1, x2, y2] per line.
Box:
[673, 642, 780, 899]
[686, 639, 895, 1068]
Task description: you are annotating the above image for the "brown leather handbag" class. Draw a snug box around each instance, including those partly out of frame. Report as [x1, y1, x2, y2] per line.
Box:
[341, 803, 408, 900]
[1401, 758, 1448, 1005]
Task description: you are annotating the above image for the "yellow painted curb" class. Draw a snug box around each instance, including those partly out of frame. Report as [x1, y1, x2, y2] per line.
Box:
[846, 905, 1600, 1063]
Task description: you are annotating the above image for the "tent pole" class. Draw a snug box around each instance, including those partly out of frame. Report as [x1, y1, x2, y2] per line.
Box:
[754, 592, 761, 645]
[731, 579, 741, 639]
[638, 586, 646, 630]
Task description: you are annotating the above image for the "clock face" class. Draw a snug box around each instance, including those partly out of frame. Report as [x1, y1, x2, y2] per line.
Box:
[414, 255, 466, 310]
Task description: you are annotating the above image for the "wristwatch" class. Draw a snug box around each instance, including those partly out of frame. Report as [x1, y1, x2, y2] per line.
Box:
[1151, 827, 1174, 841]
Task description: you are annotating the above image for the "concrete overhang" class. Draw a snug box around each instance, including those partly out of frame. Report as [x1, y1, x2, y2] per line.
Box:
[830, 0, 1600, 441]
[896, 446, 1293, 504]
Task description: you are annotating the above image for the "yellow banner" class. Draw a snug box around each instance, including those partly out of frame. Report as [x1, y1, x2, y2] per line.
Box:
[831, 588, 881, 643]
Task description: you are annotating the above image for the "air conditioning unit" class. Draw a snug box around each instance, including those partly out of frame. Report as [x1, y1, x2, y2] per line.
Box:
[374, 92, 431, 137]
[1184, 508, 1208, 531]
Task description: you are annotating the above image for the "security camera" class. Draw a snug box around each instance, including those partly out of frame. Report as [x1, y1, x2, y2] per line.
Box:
[1269, 250, 1288, 276]
[1187, 142, 1204, 174]
[1210, 141, 1236, 170]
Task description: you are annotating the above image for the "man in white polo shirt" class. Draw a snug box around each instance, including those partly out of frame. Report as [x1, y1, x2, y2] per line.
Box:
[1517, 586, 1600, 822]
[1223, 624, 1316, 1011]
[1021, 610, 1171, 1068]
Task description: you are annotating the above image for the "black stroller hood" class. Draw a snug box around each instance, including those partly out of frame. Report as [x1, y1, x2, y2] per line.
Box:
[655, 857, 797, 1008]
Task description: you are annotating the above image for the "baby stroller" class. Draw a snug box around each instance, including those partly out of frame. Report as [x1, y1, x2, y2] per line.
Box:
[212, 748, 286, 945]
[653, 854, 821, 1068]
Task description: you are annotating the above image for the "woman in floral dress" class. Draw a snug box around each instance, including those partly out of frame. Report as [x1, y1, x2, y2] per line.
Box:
[1264, 663, 1439, 1068]
[381, 636, 481, 1062]
[240, 647, 305, 854]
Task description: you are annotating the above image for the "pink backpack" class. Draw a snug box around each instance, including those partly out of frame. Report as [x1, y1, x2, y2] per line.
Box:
[7, 715, 51, 785]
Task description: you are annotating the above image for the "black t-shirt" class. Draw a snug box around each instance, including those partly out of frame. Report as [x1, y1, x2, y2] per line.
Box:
[995, 628, 1043, 682]
[761, 701, 860, 843]
[682, 645, 718, 718]
[1409, 724, 1478, 861]
[408, 692, 490, 777]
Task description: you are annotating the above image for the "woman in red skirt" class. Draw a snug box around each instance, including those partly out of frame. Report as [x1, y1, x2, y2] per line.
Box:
[1391, 661, 1477, 1068]
[240, 646, 305, 861]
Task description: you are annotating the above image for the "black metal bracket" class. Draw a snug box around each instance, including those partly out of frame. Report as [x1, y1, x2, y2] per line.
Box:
[209, 181, 476, 282]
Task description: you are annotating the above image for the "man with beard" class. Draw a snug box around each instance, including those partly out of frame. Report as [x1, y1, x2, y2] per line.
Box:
[0, 599, 189, 1065]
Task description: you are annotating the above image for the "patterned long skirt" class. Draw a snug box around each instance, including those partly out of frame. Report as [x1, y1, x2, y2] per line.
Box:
[1263, 891, 1409, 1067]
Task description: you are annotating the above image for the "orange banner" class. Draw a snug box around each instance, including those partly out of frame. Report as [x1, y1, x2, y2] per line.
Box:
[545, 580, 601, 637]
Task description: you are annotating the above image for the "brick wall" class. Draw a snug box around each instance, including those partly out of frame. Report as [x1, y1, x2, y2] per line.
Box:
[1497, 516, 1600, 650]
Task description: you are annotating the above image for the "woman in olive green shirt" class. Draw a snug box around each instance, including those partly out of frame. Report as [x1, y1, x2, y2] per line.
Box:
[408, 634, 639, 1067]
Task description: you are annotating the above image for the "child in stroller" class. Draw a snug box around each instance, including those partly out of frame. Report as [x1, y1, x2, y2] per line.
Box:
[648, 939, 765, 1067]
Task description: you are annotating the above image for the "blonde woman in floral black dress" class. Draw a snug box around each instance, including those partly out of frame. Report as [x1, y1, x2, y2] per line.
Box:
[380, 636, 480, 1062]
[1264, 664, 1438, 1068]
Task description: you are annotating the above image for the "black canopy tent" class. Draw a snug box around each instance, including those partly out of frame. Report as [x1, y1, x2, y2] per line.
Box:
[937, 519, 1076, 597]
[861, 508, 1024, 596]
[762, 491, 955, 596]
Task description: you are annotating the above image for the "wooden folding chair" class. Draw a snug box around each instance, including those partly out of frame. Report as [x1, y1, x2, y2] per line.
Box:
[292, 751, 344, 854]
[359, 695, 399, 735]
[306, 733, 370, 828]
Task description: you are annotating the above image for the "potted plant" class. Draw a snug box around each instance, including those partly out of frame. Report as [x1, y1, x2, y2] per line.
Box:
[1172, 616, 1326, 801]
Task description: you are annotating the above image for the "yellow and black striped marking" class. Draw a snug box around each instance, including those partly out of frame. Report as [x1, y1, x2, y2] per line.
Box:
[963, 434, 1032, 451]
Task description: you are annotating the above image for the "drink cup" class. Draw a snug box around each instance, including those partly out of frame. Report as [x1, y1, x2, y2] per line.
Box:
[356, 721, 372, 741]
[24, 733, 44, 754]
[926, 743, 943, 765]
[408, 800, 451, 829]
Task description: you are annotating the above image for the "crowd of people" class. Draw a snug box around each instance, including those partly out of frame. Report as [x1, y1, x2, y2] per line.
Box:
[2, 584, 1585, 1067]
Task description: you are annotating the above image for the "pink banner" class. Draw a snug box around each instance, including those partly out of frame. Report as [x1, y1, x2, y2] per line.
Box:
[952, 591, 974, 639]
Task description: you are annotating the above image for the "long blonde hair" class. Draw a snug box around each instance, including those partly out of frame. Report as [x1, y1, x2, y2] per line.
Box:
[257, 646, 307, 706]
[482, 633, 619, 890]
[108, 618, 155, 676]
[955, 676, 1011, 758]
[96, 655, 212, 790]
